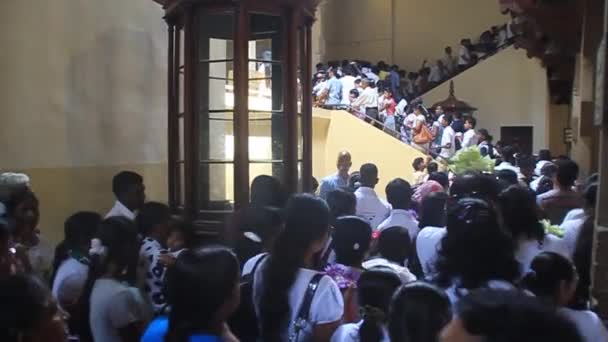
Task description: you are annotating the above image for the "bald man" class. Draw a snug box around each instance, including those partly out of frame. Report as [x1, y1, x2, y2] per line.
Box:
[319, 151, 352, 199]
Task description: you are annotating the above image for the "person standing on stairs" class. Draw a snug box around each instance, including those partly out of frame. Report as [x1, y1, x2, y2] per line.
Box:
[351, 78, 380, 126]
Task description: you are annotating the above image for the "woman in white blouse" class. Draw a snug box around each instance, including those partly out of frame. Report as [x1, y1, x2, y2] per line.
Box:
[433, 197, 520, 306]
[497, 185, 569, 274]
[254, 194, 343, 342]
[522, 252, 608, 342]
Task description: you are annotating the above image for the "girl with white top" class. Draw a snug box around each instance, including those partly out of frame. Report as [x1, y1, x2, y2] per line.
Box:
[326, 216, 372, 323]
[388, 282, 451, 342]
[363, 226, 417, 284]
[522, 252, 608, 342]
[497, 185, 569, 274]
[254, 194, 343, 342]
[433, 197, 520, 306]
[50, 211, 101, 337]
[78, 217, 151, 342]
[331, 268, 402, 342]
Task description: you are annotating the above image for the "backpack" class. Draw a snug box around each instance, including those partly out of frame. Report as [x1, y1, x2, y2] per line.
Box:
[228, 254, 268, 341]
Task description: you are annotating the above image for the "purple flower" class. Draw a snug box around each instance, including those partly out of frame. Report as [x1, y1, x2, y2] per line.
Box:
[324, 263, 362, 290]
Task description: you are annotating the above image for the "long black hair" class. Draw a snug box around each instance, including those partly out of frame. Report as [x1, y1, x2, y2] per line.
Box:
[50, 211, 101, 287]
[357, 269, 402, 342]
[522, 252, 576, 302]
[165, 246, 240, 342]
[498, 185, 545, 243]
[259, 193, 331, 341]
[572, 215, 595, 306]
[434, 198, 520, 289]
[76, 217, 139, 340]
[388, 282, 451, 342]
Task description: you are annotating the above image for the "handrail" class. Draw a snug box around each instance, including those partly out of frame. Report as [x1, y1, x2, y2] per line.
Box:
[319, 104, 432, 153]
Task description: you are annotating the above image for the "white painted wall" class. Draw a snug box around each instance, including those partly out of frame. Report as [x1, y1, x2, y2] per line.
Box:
[422, 47, 550, 153]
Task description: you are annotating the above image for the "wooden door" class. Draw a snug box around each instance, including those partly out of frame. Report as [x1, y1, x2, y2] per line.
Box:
[500, 126, 533, 156]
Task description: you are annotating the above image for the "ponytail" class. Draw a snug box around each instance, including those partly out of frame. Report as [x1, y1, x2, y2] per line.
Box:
[259, 194, 330, 341]
[522, 251, 575, 301]
[357, 269, 402, 342]
[75, 217, 138, 342]
[359, 305, 386, 342]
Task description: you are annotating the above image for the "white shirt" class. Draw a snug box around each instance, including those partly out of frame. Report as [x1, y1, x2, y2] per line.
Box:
[462, 129, 478, 148]
[242, 252, 267, 276]
[313, 80, 327, 96]
[445, 280, 515, 307]
[331, 321, 389, 342]
[535, 160, 552, 176]
[559, 307, 608, 342]
[428, 64, 443, 83]
[377, 209, 420, 242]
[416, 226, 447, 278]
[405, 113, 417, 128]
[355, 187, 391, 230]
[52, 257, 89, 308]
[137, 237, 168, 314]
[365, 72, 380, 84]
[530, 176, 543, 192]
[90, 279, 151, 342]
[362, 257, 417, 284]
[515, 234, 569, 274]
[458, 45, 471, 65]
[494, 161, 521, 175]
[340, 76, 356, 105]
[563, 208, 585, 224]
[105, 200, 136, 220]
[352, 87, 378, 109]
[26, 238, 54, 282]
[396, 99, 408, 116]
[561, 216, 587, 256]
[253, 261, 344, 342]
[439, 126, 456, 159]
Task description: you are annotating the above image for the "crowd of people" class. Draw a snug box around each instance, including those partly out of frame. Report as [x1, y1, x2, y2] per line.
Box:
[312, 23, 514, 119]
[0, 136, 604, 342]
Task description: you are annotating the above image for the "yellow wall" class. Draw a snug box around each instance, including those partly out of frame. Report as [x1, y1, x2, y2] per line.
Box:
[422, 47, 550, 153]
[0, 0, 168, 244]
[313, 109, 425, 197]
[320, 0, 505, 70]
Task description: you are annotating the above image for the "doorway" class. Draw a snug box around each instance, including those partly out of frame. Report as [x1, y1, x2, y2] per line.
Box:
[500, 126, 533, 156]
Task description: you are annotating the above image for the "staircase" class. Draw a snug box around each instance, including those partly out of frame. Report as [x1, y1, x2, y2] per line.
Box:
[319, 38, 520, 157]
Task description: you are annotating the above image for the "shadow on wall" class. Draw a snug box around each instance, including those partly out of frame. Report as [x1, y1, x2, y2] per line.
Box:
[64, 28, 167, 167]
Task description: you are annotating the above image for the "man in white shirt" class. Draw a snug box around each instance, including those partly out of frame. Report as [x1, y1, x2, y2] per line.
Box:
[106, 171, 146, 220]
[442, 46, 458, 75]
[340, 67, 356, 106]
[535, 149, 552, 176]
[494, 146, 521, 175]
[355, 163, 390, 230]
[378, 178, 419, 241]
[461, 116, 479, 148]
[439, 115, 456, 161]
[458, 39, 472, 71]
[428, 60, 445, 85]
[351, 78, 379, 122]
